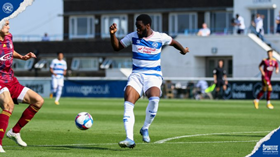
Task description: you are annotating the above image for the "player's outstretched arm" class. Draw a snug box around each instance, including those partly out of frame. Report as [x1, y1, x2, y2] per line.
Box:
[13, 50, 36, 60]
[169, 39, 189, 55]
[110, 23, 124, 51]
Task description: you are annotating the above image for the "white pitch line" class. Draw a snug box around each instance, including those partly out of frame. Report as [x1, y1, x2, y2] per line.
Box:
[154, 131, 270, 144]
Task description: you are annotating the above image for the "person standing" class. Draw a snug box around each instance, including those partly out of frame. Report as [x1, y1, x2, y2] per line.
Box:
[276, 11, 280, 34]
[253, 14, 264, 40]
[110, 14, 189, 148]
[0, 21, 44, 153]
[49, 52, 67, 105]
[213, 60, 228, 99]
[235, 14, 246, 34]
[254, 50, 279, 109]
[197, 23, 211, 36]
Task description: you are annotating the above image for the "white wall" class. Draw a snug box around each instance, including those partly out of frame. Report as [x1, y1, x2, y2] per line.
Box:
[161, 34, 280, 78]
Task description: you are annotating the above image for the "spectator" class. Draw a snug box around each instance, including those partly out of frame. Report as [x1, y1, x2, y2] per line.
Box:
[276, 11, 280, 34]
[235, 14, 246, 34]
[194, 80, 213, 100]
[252, 14, 264, 40]
[197, 23, 211, 36]
[42, 33, 50, 41]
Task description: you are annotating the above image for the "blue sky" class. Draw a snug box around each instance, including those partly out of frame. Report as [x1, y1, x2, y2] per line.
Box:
[9, 0, 63, 40]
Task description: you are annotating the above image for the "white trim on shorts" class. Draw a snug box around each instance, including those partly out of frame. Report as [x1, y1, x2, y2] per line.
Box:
[17, 87, 30, 103]
[0, 87, 9, 94]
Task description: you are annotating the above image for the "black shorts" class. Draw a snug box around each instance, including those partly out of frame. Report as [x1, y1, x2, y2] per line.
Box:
[216, 80, 225, 88]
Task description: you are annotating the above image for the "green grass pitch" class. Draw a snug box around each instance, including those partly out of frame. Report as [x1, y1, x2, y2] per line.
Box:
[2, 98, 280, 157]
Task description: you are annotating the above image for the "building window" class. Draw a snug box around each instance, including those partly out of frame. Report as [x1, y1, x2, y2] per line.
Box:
[134, 14, 162, 32]
[69, 16, 95, 39]
[71, 58, 99, 71]
[34, 58, 57, 71]
[12, 59, 34, 71]
[101, 15, 128, 38]
[169, 13, 197, 35]
[100, 58, 132, 69]
[210, 11, 233, 34]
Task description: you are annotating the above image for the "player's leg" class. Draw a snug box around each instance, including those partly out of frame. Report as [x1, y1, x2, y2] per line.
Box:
[7, 88, 44, 147]
[254, 78, 267, 109]
[222, 83, 227, 99]
[140, 86, 160, 143]
[119, 73, 142, 148]
[55, 86, 63, 105]
[55, 78, 64, 105]
[214, 85, 220, 99]
[140, 75, 162, 143]
[266, 85, 273, 109]
[118, 86, 139, 148]
[50, 78, 58, 99]
[0, 90, 14, 153]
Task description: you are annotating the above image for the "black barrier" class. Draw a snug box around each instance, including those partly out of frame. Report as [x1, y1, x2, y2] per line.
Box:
[224, 81, 280, 99]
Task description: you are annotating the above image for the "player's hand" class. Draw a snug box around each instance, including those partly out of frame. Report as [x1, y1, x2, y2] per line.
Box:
[214, 79, 217, 84]
[110, 23, 117, 34]
[21, 52, 36, 60]
[180, 47, 189, 55]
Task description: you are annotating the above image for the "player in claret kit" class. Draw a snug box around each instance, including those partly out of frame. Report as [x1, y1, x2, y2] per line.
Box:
[0, 21, 44, 153]
[254, 50, 279, 109]
[110, 14, 189, 148]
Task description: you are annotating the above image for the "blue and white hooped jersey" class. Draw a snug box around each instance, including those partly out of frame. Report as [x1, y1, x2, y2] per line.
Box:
[50, 59, 67, 79]
[120, 31, 172, 77]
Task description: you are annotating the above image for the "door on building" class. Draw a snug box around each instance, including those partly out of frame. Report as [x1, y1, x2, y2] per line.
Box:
[206, 57, 232, 77]
[251, 9, 275, 34]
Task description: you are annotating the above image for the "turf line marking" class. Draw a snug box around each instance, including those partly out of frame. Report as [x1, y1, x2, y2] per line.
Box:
[154, 131, 270, 144]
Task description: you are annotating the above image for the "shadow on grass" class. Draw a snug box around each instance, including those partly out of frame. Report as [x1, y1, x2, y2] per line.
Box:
[28, 145, 132, 151]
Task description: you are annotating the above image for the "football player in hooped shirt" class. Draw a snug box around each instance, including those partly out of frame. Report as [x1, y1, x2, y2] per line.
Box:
[0, 21, 44, 153]
[110, 14, 189, 148]
[254, 50, 279, 109]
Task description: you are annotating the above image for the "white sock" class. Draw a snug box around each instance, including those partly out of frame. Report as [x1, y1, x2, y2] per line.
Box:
[55, 86, 62, 102]
[123, 101, 135, 140]
[255, 99, 259, 102]
[142, 97, 159, 130]
[267, 101, 270, 104]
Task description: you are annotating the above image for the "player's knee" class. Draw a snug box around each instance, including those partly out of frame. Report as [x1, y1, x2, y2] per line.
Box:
[262, 86, 267, 92]
[268, 86, 273, 92]
[34, 96, 44, 108]
[3, 101, 14, 113]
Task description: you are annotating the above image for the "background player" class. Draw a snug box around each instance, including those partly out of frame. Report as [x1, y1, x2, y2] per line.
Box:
[49, 52, 67, 105]
[0, 21, 44, 153]
[213, 60, 228, 99]
[254, 50, 279, 109]
[110, 14, 189, 148]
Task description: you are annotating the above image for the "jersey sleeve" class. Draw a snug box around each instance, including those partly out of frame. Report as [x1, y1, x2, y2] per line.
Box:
[259, 60, 264, 67]
[213, 68, 217, 75]
[64, 61, 67, 70]
[223, 69, 227, 75]
[120, 32, 134, 48]
[161, 33, 172, 45]
[275, 61, 278, 69]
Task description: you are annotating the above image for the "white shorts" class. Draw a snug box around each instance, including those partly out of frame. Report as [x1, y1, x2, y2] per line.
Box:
[125, 73, 162, 96]
[52, 75, 64, 88]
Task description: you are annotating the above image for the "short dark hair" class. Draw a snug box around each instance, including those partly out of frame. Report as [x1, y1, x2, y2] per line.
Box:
[57, 51, 63, 56]
[136, 14, 152, 26]
[267, 49, 273, 53]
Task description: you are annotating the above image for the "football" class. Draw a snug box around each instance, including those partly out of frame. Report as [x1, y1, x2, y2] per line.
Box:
[75, 112, 93, 130]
